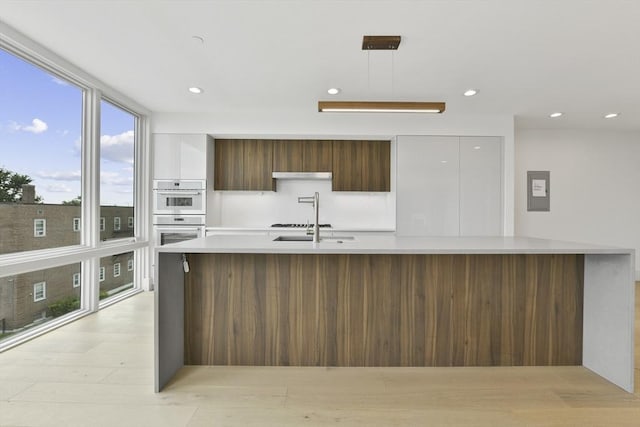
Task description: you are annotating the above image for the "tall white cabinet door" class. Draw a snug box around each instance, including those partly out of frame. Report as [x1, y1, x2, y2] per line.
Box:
[459, 137, 502, 235]
[396, 136, 460, 236]
[153, 134, 208, 180]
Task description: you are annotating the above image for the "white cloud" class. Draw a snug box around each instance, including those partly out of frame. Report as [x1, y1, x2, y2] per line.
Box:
[51, 76, 69, 86]
[9, 118, 49, 134]
[57, 129, 70, 136]
[45, 183, 73, 193]
[37, 170, 81, 181]
[101, 171, 133, 186]
[73, 136, 82, 154]
[113, 188, 134, 194]
[101, 130, 134, 165]
[14, 118, 49, 134]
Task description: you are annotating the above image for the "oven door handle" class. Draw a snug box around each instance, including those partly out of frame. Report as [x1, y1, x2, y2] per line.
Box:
[157, 226, 203, 232]
[156, 191, 201, 196]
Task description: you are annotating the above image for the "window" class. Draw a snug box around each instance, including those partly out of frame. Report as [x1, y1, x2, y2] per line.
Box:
[100, 251, 134, 300]
[0, 48, 82, 254]
[127, 259, 134, 271]
[100, 100, 135, 242]
[33, 219, 46, 237]
[0, 44, 144, 350]
[72, 272, 80, 288]
[1, 263, 82, 343]
[127, 216, 133, 229]
[33, 281, 46, 302]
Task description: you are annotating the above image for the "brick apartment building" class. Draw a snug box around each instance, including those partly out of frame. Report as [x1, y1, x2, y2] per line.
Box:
[0, 186, 135, 334]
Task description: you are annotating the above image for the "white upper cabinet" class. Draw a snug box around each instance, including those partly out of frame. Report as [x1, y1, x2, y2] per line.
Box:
[396, 135, 502, 237]
[459, 137, 502, 236]
[153, 134, 210, 180]
[397, 136, 460, 236]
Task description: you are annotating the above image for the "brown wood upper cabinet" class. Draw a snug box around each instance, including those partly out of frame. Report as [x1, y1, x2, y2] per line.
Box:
[215, 138, 389, 192]
[214, 139, 275, 191]
[332, 140, 390, 192]
[272, 140, 332, 172]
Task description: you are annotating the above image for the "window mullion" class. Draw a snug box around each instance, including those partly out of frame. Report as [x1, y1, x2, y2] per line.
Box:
[81, 88, 101, 312]
[135, 116, 152, 291]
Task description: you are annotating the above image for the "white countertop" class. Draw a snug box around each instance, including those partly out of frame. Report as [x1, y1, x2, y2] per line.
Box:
[158, 234, 633, 255]
[206, 226, 396, 233]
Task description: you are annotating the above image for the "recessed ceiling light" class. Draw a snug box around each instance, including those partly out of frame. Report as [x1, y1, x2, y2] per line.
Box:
[604, 113, 619, 119]
[549, 112, 563, 118]
[463, 89, 478, 97]
[473, 146, 481, 150]
[440, 160, 448, 164]
[188, 87, 203, 94]
[327, 88, 341, 95]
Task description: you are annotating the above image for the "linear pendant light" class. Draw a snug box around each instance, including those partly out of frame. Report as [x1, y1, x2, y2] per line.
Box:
[318, 101, 446, 113]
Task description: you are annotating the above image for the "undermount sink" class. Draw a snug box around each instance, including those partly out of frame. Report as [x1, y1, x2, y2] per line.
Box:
[272, 235, 313, 242]
[272, 235, 355, 242]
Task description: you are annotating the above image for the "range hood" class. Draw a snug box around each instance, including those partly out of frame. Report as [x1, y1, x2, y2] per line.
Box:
[272, 172, 332, 180]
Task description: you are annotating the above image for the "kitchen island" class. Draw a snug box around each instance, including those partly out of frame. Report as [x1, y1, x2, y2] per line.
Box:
[155, 235, 635, 393]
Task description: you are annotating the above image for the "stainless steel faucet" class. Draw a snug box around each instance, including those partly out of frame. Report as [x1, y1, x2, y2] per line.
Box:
[297, 192, 320, 243]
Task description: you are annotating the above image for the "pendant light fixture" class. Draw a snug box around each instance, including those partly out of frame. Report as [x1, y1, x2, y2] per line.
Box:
[318, 101, 445, 113]
[318, 36, 446, 114]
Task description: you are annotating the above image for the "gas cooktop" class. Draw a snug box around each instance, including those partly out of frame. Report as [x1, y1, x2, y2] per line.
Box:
[271, 223, 332, 228]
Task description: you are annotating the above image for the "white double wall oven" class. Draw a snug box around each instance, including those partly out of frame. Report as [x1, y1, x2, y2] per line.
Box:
[152, 179, 206, 246]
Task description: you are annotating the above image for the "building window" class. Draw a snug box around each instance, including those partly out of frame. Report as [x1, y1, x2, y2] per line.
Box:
[73, 217, 81, 232]
[33, 282, 46, 302]
[33, 219, 46, 237]
[73, 272, 80, 288]
[113, 262, 121, 277]
[114, 217, 121, 231]
[100, 217, 105, 231]
[128, 216, 134, 229]
[127, 259, 134, 271]
[99, 267, 105, 282]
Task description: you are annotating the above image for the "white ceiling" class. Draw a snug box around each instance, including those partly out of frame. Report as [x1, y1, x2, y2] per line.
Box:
[2, 0, 640, 130]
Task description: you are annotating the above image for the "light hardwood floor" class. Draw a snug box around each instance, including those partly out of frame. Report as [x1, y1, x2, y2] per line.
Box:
[0, 284, 639, 427]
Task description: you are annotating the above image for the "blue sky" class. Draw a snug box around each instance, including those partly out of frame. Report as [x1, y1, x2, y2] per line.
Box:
[0, 48, 135, 206]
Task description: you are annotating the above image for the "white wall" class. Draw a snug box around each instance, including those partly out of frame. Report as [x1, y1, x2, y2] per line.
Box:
[515, 129, 640, 279]
[152, 109, 516, 234]
[208, 179, 395, 229]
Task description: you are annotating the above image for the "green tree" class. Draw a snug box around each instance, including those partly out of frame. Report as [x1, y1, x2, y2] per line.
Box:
[48, 296, 80, 317]
[62, 195, 81, 206]
[0, 167, 40, 203]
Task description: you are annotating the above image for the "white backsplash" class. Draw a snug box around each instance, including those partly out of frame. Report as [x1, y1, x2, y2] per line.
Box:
[207, 179, 395, 229]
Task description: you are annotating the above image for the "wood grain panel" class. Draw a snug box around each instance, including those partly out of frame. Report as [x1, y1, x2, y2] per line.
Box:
[243, 139, 275, 191]
[332, 140, 362, 191]
[362, 140, 391, 191]
[272, 140, 303, 172]
[184, 253, 584, 367]
[213, 139, 244, 190]
[303, 140, 333, 172]
[272, 140, 332, 172]
[332, 140, 390, 191]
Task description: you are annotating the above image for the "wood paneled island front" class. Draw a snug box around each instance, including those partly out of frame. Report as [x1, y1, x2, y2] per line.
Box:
[155, 236, 635, 393]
